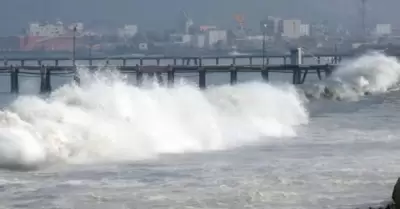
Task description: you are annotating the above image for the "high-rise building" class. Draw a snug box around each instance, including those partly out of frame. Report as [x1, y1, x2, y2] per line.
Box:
[375, 24, 392, 36]
[300, 24, 310, 37]
[260, 16, 282, 36]
[310, 23, 328, 38]
[191, 34, 205, 48]
[28, 21, 65, 37]
[118, 25, 138, 38]
[206, 30, 227, 48]
[282, 19, 301, 39]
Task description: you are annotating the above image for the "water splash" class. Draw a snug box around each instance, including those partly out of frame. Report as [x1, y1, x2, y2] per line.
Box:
[304, 51, 400, 101]
[0, 69, 308, 170]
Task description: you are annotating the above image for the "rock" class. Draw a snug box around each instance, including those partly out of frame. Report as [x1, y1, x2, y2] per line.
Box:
[351, 178, 399, 209]
[393, 177, 400, 208]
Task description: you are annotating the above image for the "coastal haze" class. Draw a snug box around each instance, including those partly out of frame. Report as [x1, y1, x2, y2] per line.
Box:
[2, 0, 400, 33]
[0, 1, 400, 209]
[1, 0, 400, 56]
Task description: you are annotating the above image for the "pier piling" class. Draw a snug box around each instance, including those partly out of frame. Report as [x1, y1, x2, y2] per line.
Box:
[325, 65, 333, 77]
[167, 65, 175, 87]
[45, 67, 52, 92]
[39, 66, 52, 93]
[136, 65, 143, 86]
[10, 66, 19, 94]
[230, 65, 237, 85]
[301, 68, 309, 84]
[317, 69, 322, 80]
[291, 48, 303, 84]
[148, 72, 155, 80]
[292, 68, 300, 84]
[261, 67, 269, 82]
[73, 68, 80, 86]
[156, 72, 163, 84]
[40, 66, 46, 94]
[198, 67, 206, 89]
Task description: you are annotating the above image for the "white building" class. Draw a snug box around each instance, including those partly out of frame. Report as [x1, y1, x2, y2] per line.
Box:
[191, 34, 205, 48]
[118, 25, 138, 38]
[206, 30, 227, 48]
[310, 23, 329, 37]
[375, 24, 392, 36]
[261, 16, 282, 36]
[300, 24, 310, 36]
[282, 19, 302, 39]
[28, 21, 65, 37]
[68, 22, 84, 33]
[170, 34, 192, 45]
[199, 25, 217, 32]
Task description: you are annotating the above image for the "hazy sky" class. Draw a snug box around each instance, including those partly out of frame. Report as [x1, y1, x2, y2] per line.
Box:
[1, 0, 399, 35]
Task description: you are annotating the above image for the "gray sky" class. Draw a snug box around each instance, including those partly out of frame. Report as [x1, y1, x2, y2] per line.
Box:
[1, 0, 399, 35]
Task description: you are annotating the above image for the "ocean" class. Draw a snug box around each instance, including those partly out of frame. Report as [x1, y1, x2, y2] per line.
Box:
[0, 51, 398, 209]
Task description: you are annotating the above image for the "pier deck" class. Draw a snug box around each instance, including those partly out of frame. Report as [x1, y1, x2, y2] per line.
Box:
[0, 63, 336, 94]
[0, 53, 346, 67]
[0, 48, 342, 93]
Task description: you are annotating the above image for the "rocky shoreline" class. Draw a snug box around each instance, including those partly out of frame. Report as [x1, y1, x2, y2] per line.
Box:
[354, 178, 399, 209]
[362, 203, 393, 209]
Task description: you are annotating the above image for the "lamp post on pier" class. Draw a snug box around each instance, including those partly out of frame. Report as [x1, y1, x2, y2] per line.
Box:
[262, 23, 267, 68]
[89, 35, 94, 59]
[72, 26, 77, 66]
[72, 25, 80, 85]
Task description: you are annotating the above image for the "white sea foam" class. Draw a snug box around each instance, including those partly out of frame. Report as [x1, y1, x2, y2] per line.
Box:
[0, 69, 308, 169]
[304, 51, 400, 101]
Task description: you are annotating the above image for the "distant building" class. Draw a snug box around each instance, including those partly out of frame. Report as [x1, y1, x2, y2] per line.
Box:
[191, 34, 205, 48]
[300, 24, 310, 36]
[310, 23, 329, 38]
[28, 21, 65, 37]
[68, 22, 84, 33]
[375, 24, 392, 36]
[245, 35, 272, 41]
[20, 36, 82, 51]
[170, 34, 192, 44]
[118, 25, 138, 38]
[260, 16, 282, 36]
[206, 30, 227, 48]
[259, 20, 269, 34]
[199, 25, 217, 32]
[282, 19, 301, 39]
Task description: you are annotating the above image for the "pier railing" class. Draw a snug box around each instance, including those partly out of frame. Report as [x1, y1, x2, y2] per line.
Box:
[0, 49, 340, 93]
[0, 63, 336, 94]
[0, 53, 347, 67]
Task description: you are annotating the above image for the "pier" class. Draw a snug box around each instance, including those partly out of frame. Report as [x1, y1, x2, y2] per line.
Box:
[0, 49, 338, 94]
[0, 50, 347, 67]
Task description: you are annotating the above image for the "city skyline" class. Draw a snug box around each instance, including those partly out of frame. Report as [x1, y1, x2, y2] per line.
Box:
[2, 0, 400, 35]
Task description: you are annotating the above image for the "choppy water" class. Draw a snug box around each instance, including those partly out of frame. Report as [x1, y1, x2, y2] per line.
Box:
[0, 52, 398, 209]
